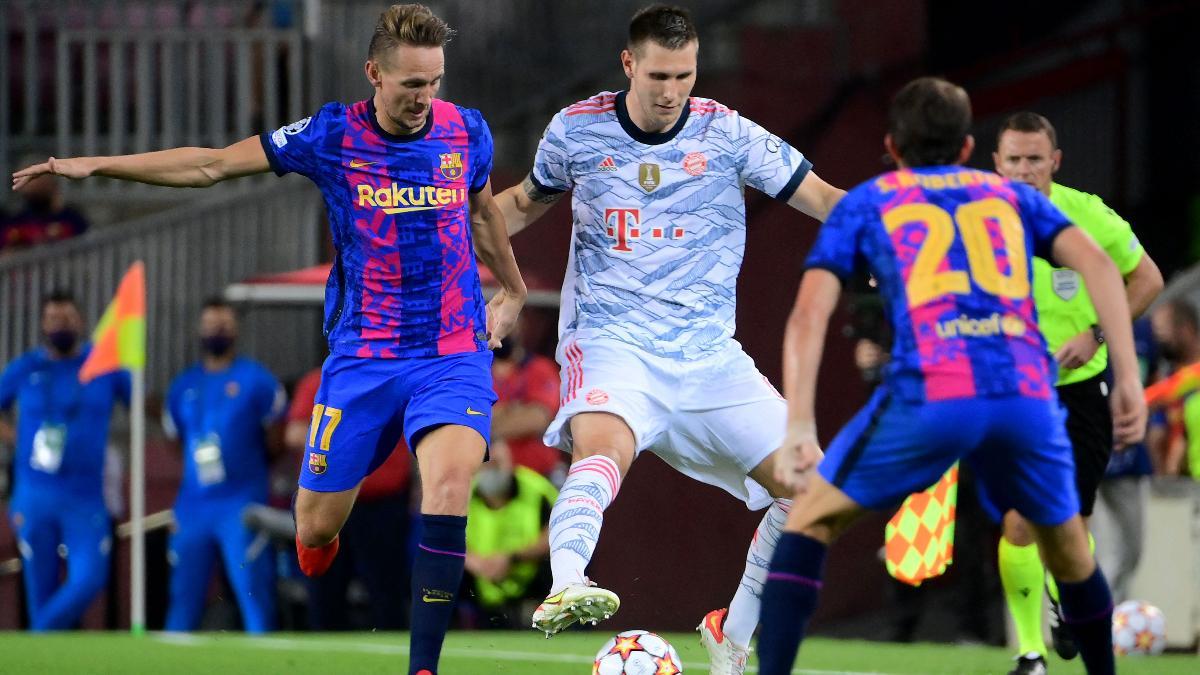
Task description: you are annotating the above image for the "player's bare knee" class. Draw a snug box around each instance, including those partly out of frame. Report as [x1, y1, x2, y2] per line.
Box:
[420, 470, 473, 515]
[1042, 546, 1095, 583]
[1003, 510, 1036, 546]
[570, 443, 631, 472]
[567, 413, 635, 473]
[1033, 517, 1095, 582]
[788, 510, 847, 544]
[296, 518, 338, 548]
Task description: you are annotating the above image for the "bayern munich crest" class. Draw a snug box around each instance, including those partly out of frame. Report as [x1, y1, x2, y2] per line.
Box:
[682, 151, 708, 176]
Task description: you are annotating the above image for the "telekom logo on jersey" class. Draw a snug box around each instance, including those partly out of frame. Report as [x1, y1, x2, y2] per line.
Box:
[604, 208, 684, 253]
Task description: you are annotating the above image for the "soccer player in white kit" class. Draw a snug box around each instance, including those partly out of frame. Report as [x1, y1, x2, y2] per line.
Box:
[495, 6, 844, 673]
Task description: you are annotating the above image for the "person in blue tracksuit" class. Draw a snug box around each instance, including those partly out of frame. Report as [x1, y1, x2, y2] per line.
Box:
[162, 298, 286, 632]
[0, 290, 130, 630]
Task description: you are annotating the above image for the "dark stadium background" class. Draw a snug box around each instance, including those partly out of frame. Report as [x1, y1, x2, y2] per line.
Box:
[2, 0, 1199, 644]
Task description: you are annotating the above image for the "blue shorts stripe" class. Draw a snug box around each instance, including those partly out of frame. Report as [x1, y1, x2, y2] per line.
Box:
[830, 390, 892, 489]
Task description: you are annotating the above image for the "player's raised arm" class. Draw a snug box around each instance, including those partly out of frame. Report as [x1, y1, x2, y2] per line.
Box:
[12, 136, 271, 190]
[1051, 226, 1146, 445]
[785, 172, 846, 223]
[470, 179, 528, 348]
[494, 174, 565, 237]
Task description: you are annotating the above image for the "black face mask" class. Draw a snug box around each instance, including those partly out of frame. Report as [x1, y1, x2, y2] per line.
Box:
[45, 329, 79, 354]
[200, 334, 235, 357]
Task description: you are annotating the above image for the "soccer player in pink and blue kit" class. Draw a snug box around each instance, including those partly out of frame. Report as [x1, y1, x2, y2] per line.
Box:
[12, 5, 526, 673]
[755, 77, 1146, 675]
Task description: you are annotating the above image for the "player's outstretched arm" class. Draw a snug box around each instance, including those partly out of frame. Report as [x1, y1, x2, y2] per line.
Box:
[470, 179, 529, 348]
[1053, 227, 1146, 446]
[494, 174, 564, 237]
[786, 172, 846, 223]
[776, 269, 841, 491]
[11, 136, 271, 190]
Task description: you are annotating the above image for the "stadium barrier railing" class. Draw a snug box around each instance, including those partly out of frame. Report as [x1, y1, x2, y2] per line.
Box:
[0, 177, 324, 394]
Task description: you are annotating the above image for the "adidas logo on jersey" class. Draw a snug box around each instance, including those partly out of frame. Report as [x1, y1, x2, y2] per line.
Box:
[597, 156, 618, 172]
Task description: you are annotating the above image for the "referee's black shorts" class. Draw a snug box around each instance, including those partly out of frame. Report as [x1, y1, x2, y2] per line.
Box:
[1056, 372, 1113, 517]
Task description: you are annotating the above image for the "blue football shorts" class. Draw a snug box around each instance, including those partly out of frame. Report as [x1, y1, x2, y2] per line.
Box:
[298, 350, 496, 493]
[817, 387, 1080, 526]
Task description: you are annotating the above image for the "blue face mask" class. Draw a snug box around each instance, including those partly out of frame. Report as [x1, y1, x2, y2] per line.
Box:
[200, 334, 235, 357]
[45, 329, 79, 354]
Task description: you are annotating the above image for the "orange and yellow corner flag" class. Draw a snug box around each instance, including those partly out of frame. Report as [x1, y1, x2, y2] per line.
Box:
[884, 463, 959, 586]
[80, 261, 146, 383]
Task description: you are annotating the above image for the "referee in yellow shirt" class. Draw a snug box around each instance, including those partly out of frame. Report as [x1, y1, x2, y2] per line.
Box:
[992, 112, 1163, 675]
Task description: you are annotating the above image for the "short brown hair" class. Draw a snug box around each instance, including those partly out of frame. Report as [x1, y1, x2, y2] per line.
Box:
[41, 289, 78, 315]
[997, 111, 1058, 150]
[628, 4, 698, 52]
[368, 4, 453, 61]
[888, 77, 972, 168]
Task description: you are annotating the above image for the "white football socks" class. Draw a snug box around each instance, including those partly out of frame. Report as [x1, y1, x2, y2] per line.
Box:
[724, 498, 792, 647]
[548, 455, 622, 594]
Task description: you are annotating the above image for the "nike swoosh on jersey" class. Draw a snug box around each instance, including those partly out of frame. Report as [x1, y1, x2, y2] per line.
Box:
[466, 407, 486, 416]
[348, 158, 376, 168]
[422, 594, 452, 603]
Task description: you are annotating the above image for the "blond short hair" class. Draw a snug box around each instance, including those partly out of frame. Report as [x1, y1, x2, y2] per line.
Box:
[368, 4, 453, 61]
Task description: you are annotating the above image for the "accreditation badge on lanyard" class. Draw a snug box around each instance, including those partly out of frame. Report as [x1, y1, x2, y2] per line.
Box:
[31, 423, 67, 473]
[194, 432, 227, 486]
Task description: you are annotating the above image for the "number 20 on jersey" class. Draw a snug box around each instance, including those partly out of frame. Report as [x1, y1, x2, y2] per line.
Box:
[883, 197, 1030, 308]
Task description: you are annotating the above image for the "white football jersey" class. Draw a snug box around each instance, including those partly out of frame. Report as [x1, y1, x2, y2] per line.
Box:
[532, 91, 811, 360]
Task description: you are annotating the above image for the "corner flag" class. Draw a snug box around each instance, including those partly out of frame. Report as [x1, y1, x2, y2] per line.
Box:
[884, 463, 958, 586]
[78, 261, 149, 635]
[80, 261, 145, 381]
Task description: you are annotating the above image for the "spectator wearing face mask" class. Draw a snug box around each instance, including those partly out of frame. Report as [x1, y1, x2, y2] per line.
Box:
[160, 298, 287, 632]
[1, 155, 90, 253]
[0, 290, 130, 630]
[462, 438, 557, 628]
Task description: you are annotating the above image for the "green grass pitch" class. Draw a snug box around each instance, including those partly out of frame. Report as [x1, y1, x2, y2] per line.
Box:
[1, 631, 1195, 673]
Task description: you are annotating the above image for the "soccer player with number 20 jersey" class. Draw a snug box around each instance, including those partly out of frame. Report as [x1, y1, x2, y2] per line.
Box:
[755, 77, 1146, 675]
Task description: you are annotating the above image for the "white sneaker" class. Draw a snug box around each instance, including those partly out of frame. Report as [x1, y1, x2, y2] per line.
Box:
[530, 581, 620, 636]
[698, 608, 750, 675]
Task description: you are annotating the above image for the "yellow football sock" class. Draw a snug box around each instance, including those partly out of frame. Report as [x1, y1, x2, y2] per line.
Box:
[999, 537, 1046, 656]
[1046, 531, 1096, 604]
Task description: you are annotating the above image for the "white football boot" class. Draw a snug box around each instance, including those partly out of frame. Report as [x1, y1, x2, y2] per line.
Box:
[698, 608, 751, 675]
[531, 580, 620, 637]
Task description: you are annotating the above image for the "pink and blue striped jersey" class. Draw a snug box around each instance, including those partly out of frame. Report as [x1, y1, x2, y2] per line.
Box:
[260, 98, 492, 359]
[805, 166, 1072, 403]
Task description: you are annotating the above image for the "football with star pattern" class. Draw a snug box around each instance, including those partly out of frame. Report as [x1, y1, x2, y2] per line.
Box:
[593, 630, 683, 674]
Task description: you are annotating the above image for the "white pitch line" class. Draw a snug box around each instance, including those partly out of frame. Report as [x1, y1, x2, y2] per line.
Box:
[151, 633, 885, 675]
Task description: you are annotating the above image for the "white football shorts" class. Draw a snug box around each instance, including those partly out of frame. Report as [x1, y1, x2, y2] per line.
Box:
[544, 335, 784, 509]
